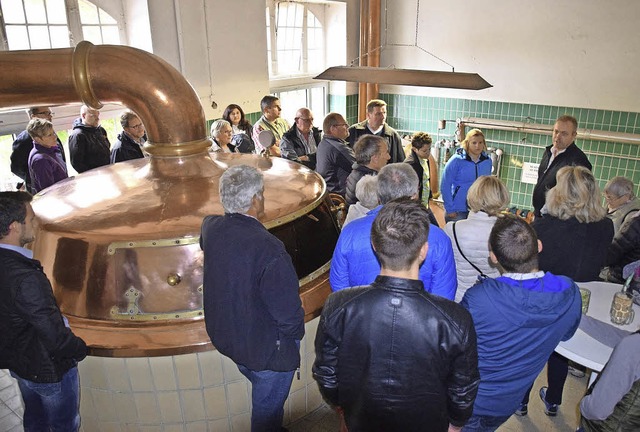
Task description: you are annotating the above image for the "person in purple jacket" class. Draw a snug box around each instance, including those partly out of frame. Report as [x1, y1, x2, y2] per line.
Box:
[26, 118, 68, 193]
[330, 163, 457, 300]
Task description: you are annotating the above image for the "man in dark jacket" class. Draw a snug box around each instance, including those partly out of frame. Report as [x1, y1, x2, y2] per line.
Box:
[344, 134, 389, 205]
[314, 198, 479, 432]
[200, 165, 304, 432]
[0, 191, 87, 431]
[532, 115, 592, 216]
[316, 113, 356, 196]
[347, 99, 405, 163]
[10, 106, 66, 193]
[68, 105, 111, 173]
[280, 107, 321, 169]
[110, 110, 147, 163]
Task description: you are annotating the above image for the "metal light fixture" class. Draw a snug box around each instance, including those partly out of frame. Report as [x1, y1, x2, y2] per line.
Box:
[314, 66, 491, 90]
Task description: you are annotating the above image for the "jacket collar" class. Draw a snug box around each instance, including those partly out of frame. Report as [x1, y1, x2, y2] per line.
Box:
[372, 275, 425, 293]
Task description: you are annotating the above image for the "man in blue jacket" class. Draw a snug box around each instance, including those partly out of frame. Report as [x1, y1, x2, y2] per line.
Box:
[460, 215, 581, 431]
[330, 163, 457, 300]
[200, 165, 304, 432]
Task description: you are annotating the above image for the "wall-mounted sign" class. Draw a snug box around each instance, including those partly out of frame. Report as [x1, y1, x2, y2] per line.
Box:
[521, 162, 540, 185]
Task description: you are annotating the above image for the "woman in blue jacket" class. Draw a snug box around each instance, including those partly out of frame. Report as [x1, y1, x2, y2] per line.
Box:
[441, 128, 492, 222]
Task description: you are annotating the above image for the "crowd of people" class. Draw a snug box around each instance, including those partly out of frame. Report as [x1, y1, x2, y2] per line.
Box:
[3, 101, 640, 432]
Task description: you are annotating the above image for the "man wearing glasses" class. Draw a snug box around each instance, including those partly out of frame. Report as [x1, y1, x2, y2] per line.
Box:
[279, 107, 321, 170]
[68, 105, 111, 173]
[316, 113, 355, 196]
[110, 110, 147, 163]
[10, 107, 66, 193]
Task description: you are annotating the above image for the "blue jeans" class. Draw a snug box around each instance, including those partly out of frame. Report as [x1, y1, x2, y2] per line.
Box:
[237, 365, 295, 432]
[462, 413, 511, 432]
[11, 367, 81, 432]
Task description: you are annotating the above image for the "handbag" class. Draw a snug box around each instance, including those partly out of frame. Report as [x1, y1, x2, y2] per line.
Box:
[452, 221, 488, 283]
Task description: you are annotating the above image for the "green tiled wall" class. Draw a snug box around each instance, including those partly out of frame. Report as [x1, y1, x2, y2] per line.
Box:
[377, 93, 640, 210]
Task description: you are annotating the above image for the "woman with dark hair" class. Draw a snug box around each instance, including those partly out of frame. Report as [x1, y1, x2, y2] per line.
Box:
[222, 104, 255, 153]
[518, 166, 613, 418]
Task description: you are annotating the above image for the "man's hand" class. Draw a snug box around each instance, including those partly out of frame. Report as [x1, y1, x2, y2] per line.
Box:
[448, 424, 462, 432]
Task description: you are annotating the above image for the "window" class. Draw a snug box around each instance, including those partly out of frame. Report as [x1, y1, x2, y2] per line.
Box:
[0, 0, 121, 50]
[273, 85, 327, 123]
[266, 1, 324, 78]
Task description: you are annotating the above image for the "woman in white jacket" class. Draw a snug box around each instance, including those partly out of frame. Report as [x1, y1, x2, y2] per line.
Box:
[445, 176, 510, 302]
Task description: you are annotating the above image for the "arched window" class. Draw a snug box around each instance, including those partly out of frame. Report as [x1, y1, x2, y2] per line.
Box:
[266, 1, 324, 78]
[0, 0, 122, 50]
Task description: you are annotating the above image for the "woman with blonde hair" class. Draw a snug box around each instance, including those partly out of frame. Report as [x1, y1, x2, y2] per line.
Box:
[518, 165, 613, 418]
[441, 128, 492, 222]
[445, 175, 510, 302]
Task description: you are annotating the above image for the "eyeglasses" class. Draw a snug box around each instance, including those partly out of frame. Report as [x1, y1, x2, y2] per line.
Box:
[128, 124, 144, 130]
[297, 117, 314, 123]
[332, 123, 349, 128]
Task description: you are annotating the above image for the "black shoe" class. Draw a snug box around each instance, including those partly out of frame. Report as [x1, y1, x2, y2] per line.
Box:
[539, 387, 558, 416]
[515, 403, 528, 416]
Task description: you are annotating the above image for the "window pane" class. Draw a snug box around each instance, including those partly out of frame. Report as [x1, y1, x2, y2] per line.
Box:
[5, 26, 30, 50]
[101, 26, 120, 44]
[1, 0, 26, 23]
[45, 0, 67, 24]
[25, 0, 47, 24]
[310, 87, 326, 117]
[82, 25, 102, 44]
[28, 25, 51, 49]
[79, 0, 99, 24]
[49, 25, 70, 48]
[99, 8, 117, 25]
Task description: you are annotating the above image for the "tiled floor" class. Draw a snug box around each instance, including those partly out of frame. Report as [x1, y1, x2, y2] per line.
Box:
[1, 366, 586, 431]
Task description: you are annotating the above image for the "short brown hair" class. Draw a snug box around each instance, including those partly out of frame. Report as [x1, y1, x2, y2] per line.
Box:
[556, 115, 578, 132]
[411, 132, 432, 150]
[366, 99, 386, 113]
[371, 198, 430, 271]
[489, 214, 538, 273]
[120, 110, 140, 128]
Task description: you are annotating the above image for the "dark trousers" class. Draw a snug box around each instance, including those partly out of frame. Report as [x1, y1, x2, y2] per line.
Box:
[521, 352, 569, 405]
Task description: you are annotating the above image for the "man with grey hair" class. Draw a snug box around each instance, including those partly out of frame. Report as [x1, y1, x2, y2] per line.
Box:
[200, 165, 304, 432]
[280, 107, 321, 169]
[330, 163, 457, 300]
[110, 110, 147, 163]
[344, 135, 390, 205]
[11, 106, 66, 192]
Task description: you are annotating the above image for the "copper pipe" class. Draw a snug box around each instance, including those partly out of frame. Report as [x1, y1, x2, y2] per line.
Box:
[366, 0, 380, 103]
[0, 41, 210, 156]
[358, 0, 370, 120]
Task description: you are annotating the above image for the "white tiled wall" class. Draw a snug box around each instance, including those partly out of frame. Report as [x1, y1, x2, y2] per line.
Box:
[77, 317, 322, 431]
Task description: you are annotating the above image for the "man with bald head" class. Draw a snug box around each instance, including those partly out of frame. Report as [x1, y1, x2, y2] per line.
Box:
[68, 105, 111, 173]
[10, 106, 66, 193]
[280, 107, 321, 169]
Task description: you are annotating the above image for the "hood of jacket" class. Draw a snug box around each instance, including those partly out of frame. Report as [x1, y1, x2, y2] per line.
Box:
[481, 273, 579, 328]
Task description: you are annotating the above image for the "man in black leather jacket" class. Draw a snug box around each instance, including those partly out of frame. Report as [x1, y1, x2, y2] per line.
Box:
[313, 198, 479, 432]
[0, 191, 87, 431]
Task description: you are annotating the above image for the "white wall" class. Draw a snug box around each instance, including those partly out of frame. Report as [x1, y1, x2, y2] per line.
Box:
[377, 0, 640, 112]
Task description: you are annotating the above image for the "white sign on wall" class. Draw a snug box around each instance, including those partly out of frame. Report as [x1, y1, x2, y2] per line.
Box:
[521, 162, 540, 185]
